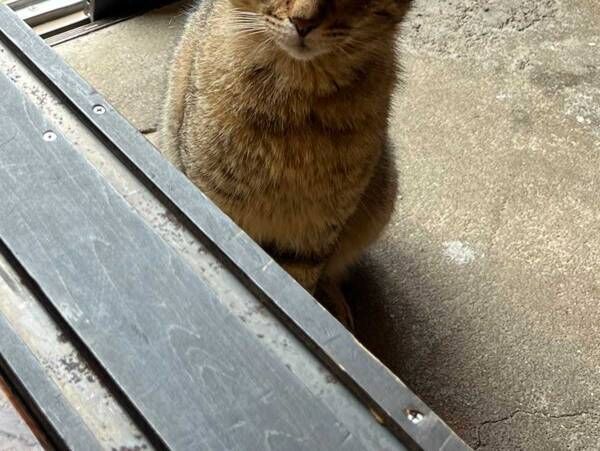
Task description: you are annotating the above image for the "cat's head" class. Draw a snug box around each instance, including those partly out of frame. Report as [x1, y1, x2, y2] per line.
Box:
[227, 0, 412, 61]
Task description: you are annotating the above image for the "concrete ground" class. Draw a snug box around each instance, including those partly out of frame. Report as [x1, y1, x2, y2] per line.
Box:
[55, 1, 600, 448]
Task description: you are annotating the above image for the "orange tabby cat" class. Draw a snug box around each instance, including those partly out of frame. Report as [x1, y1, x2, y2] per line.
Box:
[162, 0, 412, 328]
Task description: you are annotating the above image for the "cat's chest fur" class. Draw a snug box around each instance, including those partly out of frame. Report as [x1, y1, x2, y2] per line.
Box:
[170, 5, 397, 250]
[180, 69, 386, 221]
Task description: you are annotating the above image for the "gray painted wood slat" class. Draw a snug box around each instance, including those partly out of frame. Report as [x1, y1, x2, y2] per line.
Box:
[0, 314, 102, 451]
[0, 71, 368, 450]
[0, 376, 44, 450]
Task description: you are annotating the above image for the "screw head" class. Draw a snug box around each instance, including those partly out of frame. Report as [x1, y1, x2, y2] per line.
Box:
[406, 410, 424, 424]
[92, 104, 106, 115]
[43, 131, 57, 142]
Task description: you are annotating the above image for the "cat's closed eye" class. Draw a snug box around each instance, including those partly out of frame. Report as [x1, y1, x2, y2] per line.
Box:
[228, 0, 412, 61]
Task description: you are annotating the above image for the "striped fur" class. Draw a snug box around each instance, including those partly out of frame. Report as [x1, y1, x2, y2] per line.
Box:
[162, 0, 412, 327]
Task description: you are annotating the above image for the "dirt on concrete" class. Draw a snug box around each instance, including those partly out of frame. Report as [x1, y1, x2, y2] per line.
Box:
[403, 0, 559, 57]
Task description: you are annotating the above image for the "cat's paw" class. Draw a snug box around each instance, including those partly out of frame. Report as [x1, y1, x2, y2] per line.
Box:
[316, 281, 355, 331]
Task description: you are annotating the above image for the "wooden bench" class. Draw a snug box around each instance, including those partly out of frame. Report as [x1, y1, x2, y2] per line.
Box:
[0, 6, 469, 450]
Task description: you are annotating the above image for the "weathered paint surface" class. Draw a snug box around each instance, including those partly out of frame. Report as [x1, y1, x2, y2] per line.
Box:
[0, 378, 43, 451]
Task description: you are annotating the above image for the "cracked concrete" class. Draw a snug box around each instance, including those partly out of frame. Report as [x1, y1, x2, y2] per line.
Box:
[55, 0, 600, 448]
[476, 410, 600, 450]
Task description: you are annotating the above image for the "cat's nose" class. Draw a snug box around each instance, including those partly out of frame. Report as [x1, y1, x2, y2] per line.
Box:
[289, 16, 322, 37]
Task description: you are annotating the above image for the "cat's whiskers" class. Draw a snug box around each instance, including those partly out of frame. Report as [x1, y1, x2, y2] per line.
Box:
[231, 29, 268, 39]
[229, 10, 265, 31]
[229, 21, 269, 41]
[339, 34, 390, 64]
[253, 36, 276, 56]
